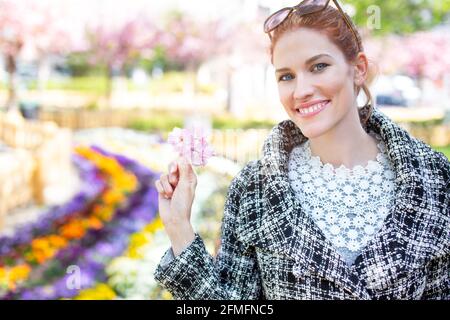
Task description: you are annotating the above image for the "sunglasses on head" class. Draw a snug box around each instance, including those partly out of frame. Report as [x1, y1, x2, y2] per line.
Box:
[263, 0, 361, 52]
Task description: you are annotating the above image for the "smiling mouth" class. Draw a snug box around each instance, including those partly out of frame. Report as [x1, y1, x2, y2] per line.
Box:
[295, 100, 330, 117]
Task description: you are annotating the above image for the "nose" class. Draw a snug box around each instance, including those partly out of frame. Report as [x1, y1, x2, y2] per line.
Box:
[293, 74, 314, 102]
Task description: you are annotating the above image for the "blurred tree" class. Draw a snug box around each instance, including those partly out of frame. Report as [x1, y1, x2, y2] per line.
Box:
[66, 52, 104, 77]
[219, 19, 269, 112]
[135, 45, 174, 76]
[159, 11, 230, 72]
[347, 0, 450, 35]
[364, 28, 450, 108]
[31, 5, 74, 91]
[0, 0, 32, 110]
[82, 16, 158, 106]
[0, 0, 72, 110]
[403, 31, 450, 81]
[365, 29, 450, 80]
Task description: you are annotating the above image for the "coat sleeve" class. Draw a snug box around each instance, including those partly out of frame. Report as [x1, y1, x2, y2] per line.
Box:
[421, 255, 450, 300]
[153, 162, 264, 300]
[422, 154, 450, 300]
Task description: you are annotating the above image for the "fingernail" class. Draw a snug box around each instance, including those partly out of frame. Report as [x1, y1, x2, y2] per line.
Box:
[170, 164, 176, 173]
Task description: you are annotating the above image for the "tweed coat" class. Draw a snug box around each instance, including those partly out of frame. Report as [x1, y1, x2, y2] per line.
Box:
[154, 106, 450, 300]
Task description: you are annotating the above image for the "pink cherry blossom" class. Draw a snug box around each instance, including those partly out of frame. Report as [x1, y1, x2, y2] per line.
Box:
[167, 127, 215, 167]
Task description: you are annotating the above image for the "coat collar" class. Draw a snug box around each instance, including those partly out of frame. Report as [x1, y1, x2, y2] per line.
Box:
[260, 105, 419, 186]
[250, 105, 424, 299]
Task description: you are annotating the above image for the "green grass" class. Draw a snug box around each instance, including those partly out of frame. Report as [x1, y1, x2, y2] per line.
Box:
[127, 113, 184, 132]
[212, 116, 276, 130]
[433, 145, 450, 160]
[1, 72, 218, 95]
[127, 114, 277, 132]
[25, 76, 109, 93]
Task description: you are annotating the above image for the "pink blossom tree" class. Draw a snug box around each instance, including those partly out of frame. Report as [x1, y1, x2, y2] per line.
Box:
[402, 31, 450, 83]
[158, 12, 231, 72]
[0, 0, 73, 110]
[0, 0, 30, 110]
[82, 15, 158, 105]
[365, 30, 450, 86]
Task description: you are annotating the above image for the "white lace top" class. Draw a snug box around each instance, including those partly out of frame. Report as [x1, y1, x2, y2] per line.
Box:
[288, 132, 397, 266]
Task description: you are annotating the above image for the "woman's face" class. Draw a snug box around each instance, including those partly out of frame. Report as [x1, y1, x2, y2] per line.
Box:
[272, 27, 360, 139]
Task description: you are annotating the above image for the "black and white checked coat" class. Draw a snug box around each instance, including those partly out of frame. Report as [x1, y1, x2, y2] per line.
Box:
[154, 106, 450, 300]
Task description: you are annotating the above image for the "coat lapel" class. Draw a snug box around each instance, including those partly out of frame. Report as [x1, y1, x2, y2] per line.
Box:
[258, 169, 372, 299]
[352, 107, 425, 291]
[243, 105, 425, 299]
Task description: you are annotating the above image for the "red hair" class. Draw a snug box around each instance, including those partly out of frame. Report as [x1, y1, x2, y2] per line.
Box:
[269, 6, 374, 125]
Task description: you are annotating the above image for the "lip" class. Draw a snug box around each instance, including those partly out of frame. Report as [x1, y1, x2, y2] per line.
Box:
[295, 100, 330, 118]
[296, 99, 330, 110]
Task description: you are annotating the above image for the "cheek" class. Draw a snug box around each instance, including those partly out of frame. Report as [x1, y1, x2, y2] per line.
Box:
[319, 72, 343, 93]
[278, 84, 293, 108]
[320, 73, 353, 103]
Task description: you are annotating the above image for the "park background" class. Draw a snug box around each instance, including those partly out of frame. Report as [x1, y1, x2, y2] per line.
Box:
[0, 0, 449, 299]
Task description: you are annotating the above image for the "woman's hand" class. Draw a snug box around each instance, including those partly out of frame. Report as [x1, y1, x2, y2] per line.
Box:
[154, 156, 197, 255]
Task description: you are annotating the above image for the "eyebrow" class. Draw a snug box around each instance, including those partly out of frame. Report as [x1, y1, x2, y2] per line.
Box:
[275, 54, 333, 73]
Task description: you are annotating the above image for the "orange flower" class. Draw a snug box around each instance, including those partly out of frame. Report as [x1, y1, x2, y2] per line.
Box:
[86, 216, 103, 230]
[48, 235, 68, 248]
[91, 204, 104, 215]
[33, 251, 48, 264]
[30, 237, 59, 263]
[60, 220, 86, 240]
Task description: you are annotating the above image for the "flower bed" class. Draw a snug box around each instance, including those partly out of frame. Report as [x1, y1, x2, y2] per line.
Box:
[1, 126, 243, 300]
[73, 158, 241, 300]
[0, 146, 159, 299]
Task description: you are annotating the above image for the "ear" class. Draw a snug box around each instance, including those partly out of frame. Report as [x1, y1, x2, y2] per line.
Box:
[353, 52, 369, 87]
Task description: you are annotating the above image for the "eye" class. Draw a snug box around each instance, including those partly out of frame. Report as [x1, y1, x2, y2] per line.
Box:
[278, 73, 294, 82]
[311, 63, 329, 72]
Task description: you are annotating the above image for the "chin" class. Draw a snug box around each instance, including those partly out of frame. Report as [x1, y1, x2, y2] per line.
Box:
[291, 119, 331, 139]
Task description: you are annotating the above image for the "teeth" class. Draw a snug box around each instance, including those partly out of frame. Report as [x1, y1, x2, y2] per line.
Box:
[298, 101, 328, 115]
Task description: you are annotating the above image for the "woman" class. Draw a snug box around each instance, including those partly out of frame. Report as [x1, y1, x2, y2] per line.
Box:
[153, 0, 449, 299]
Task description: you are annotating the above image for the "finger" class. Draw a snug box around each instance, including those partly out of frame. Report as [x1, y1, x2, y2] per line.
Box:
[168, 170, 179, 187]
[160, 175, 174, 197]
[156, 180, 170, 199]
[155, 180, 164, 194]
[177, 156, 194, 179]
[168, 161, 178, 174]
[166, 161, 178, 185]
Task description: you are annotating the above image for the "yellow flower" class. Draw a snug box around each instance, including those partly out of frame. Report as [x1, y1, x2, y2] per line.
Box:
[9, 265, 31, 283]
[94, 208, 114, 222]
[102, 190, 125, 205]
[161, 290, 173, 300]
[124, 219, 163, 259]
[75, 284, 116, 300]
[126, 233, 150, 259]
[0, 267, 7, 284]
[144, 218, 164, 233]
[0, 264, 32, 290]
[114, 174, 138, 190]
